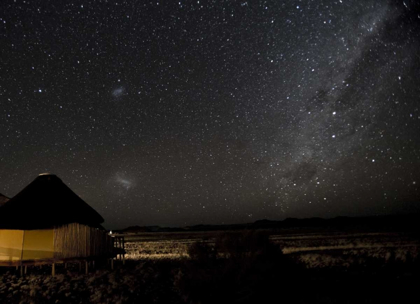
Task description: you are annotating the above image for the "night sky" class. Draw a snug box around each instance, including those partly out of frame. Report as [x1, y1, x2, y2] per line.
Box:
[1, 0, 420, 229]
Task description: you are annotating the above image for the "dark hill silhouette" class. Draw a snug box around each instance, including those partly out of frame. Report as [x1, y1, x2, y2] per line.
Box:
[115, 213, 420, 234]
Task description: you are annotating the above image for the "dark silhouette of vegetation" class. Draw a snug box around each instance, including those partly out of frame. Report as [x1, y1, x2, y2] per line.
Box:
[187, 241, 217, 261]
[175, 230, 298, 304]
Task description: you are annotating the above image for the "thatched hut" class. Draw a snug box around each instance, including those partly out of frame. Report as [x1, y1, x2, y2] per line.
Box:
[0, 174, 113, 266]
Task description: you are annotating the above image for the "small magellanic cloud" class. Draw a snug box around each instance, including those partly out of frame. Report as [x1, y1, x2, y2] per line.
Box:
[112, 87, 125, 98]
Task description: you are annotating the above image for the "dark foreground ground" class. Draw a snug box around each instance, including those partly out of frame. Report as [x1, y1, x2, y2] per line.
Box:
[1, 230, 419, 304]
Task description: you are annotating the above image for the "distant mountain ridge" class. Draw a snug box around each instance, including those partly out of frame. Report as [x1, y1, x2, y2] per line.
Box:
[115, 213, 420, 234]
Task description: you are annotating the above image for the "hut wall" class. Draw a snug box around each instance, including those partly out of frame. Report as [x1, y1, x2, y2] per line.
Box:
[0, 229, 54, 263]
[1, 224, 112, 265]
[22, 229, 54, 260]
[0, 230, 24, 262]
[53, 223, 113, 259]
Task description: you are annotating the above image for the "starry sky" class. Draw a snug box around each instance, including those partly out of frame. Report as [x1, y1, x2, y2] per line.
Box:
[1, 0, 420, 229]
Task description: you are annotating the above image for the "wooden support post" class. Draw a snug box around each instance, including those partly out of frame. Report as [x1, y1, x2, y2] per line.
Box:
[92, 260, 95, 269]
[20, 265, 23, 276]
[122, 238, 125, 265]
[79, 261, 82, 272]
[24, 265, 27, 275]
[111, 258, 114, 270]
[16, 265, 18, 271]
[117, 239, 119, 260]
[52, 263, 55, 276]
[85, 261, 88, 274]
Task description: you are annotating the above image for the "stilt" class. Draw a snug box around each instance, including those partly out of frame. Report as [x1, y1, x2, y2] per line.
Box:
[111, 258, 114, 270]
[24, 265, 27, 275]
[92, 260, 95, 269]
[16, 265, 18, 271]
[52, 263, 55, 276]
[85, 261, 88, 274]
[20, 265, 23, 276]
[122, 238, 125, 265]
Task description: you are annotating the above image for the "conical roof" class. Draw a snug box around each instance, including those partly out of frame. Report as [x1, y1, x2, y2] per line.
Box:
[0, 174, 104, 229]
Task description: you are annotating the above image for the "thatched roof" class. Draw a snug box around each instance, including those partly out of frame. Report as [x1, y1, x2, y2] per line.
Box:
[0, 174, 104, 229]
[0, 193, 9, 207]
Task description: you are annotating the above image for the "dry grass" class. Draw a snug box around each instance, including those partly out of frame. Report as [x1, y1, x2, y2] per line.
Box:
[121, 231, 420, 269]
[271, 231, 419, 268]
[121, 231, 218, 260]
[124, 240, 191, 260]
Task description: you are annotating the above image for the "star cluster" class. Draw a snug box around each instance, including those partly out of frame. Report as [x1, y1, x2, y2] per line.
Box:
[1, 0, 419, 228]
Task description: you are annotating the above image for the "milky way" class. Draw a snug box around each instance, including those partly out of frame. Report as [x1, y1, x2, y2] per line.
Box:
[1, 0, 419, 228]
